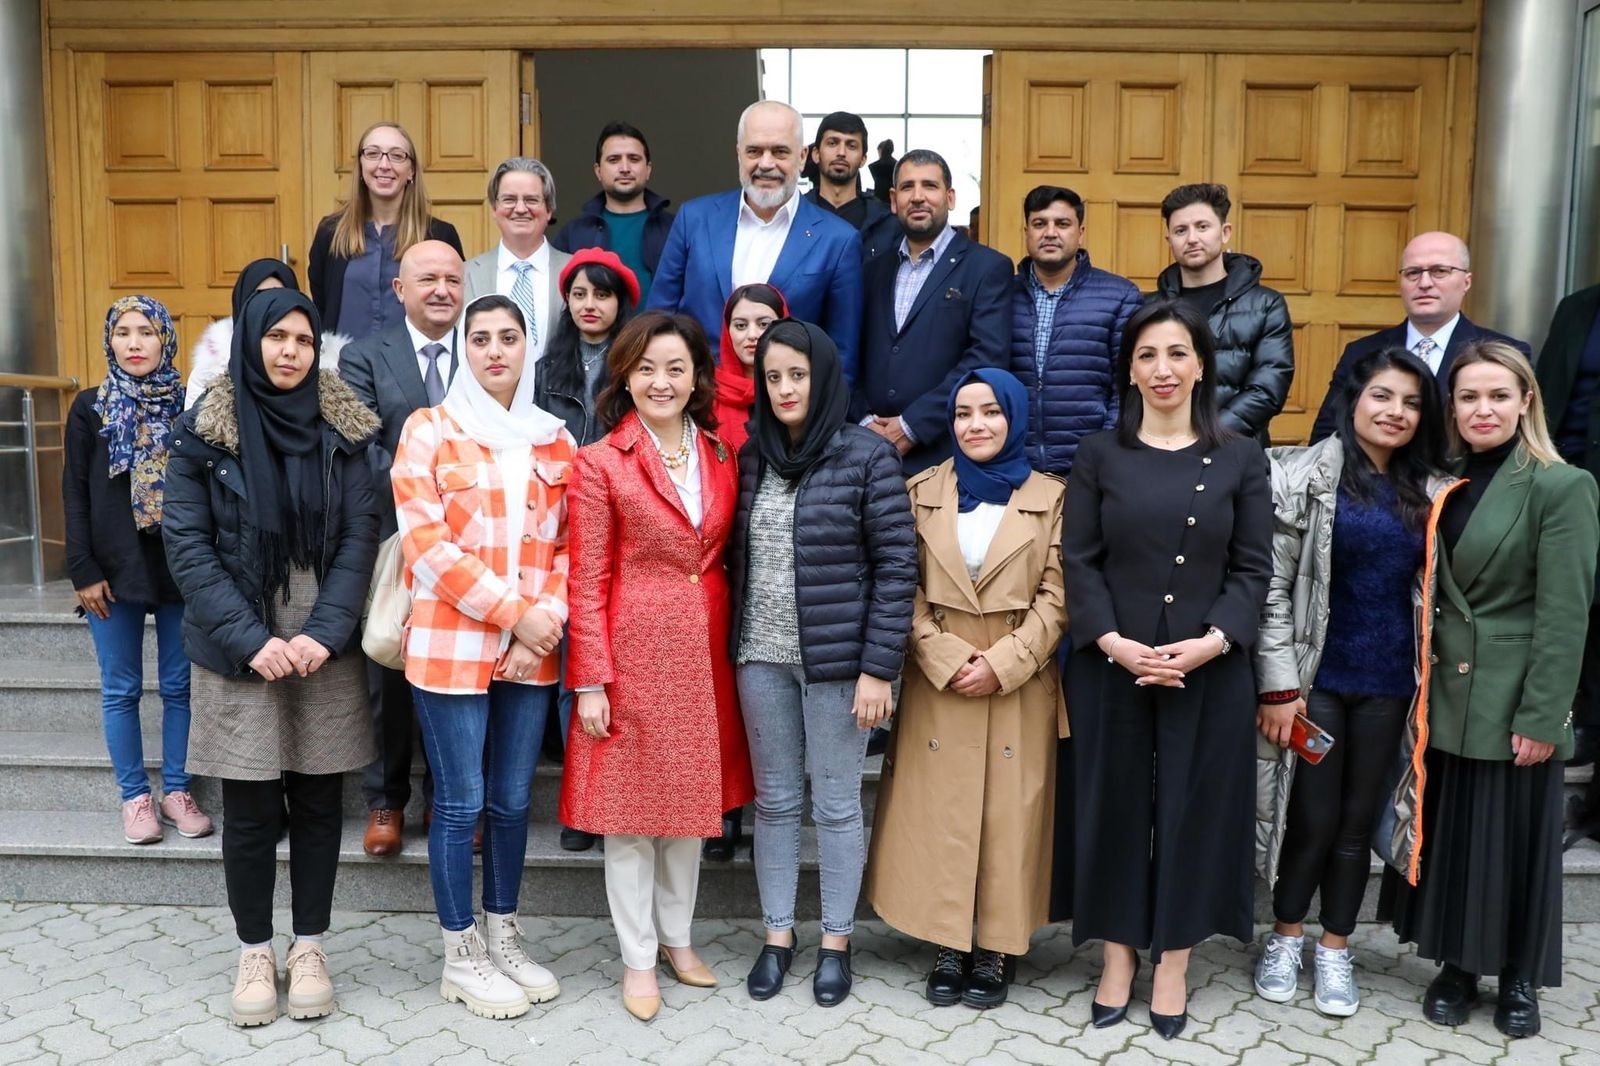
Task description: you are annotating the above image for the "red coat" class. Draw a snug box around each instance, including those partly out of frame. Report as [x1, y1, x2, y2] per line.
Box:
[559, 411, 754, 836]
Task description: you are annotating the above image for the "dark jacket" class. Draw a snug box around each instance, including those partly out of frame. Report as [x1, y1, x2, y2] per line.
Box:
[535, 324, 609, 448]
[1009, 253, 1143, 477]
[1536, 284, 1600, 476]
[338, 320, 443, 537]
[551, 189, 675, 273]
[307, 214, 463, 338]
[1311, 315, 1532, 443]
[62, 390, 181, 606]
[726, 425, 918, 684]
[162, 371, 382, 678]
[803, 188, 901, 262]
[1153, 253, 1294, 442]
[851, 230, 1014, 475]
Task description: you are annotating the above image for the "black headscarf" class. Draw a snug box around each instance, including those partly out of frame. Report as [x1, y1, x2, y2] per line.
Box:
[230, 288, 326, 621]
[231, 259, 300, 321]
[752, 319, 851, 481]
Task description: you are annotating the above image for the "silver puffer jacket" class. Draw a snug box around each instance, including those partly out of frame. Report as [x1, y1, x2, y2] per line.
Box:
[1252, 437, 1457, 886]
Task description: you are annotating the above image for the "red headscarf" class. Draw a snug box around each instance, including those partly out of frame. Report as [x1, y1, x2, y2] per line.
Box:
[714, 284, 789, 452]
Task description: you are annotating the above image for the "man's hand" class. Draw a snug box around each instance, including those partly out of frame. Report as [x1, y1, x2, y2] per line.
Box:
[867, 416, 914, 456]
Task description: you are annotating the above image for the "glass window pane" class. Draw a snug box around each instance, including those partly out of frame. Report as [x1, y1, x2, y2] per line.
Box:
[907, 50, 988, 116]
[789, 49, 905, 114]
[760, 48, 791, 104]
[907, 117, 984, 213]
[863, 118, 907, 198]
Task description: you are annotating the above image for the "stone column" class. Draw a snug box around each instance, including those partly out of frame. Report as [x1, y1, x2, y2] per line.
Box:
[0, 0, 57, 376]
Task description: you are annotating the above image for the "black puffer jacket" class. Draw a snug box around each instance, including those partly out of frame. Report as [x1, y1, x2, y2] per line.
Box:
[1153, 252, 1295, 441]
[162, 371, 381, 678]
[727, 424, 917, 683]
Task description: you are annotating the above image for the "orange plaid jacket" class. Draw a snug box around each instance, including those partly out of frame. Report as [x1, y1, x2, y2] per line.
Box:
[391, 406, 575, 694]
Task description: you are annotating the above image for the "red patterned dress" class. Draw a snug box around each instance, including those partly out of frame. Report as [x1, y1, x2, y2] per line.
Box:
[559, 410, 755, 837]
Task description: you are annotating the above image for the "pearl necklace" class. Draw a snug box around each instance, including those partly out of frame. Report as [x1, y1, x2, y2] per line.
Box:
[657, 413, 694, 470]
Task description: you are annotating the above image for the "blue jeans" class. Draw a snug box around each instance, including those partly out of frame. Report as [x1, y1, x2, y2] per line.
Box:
[85, 600, 191, 802]
[412, 681, 552, 930]
[737, 661, 869, 936]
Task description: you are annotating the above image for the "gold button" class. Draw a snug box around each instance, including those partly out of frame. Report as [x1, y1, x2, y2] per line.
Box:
[1186, 517, 1195, 526]
[1163, 594, 1174, 604]
[1002, 747, 1014, 758]
[1195, 484, 1206, 492]
[689, 574, 700, 584]
[928, 739, 939, 751]
[1457, 662, 1470, 674]
[1175, 555, 1185, 565]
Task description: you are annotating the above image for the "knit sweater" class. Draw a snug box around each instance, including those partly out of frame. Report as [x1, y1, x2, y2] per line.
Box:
[1313, 477, 1425, 698]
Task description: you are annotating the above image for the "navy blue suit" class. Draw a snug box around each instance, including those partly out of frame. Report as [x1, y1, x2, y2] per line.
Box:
[1309, 315, 1532, 442]
[646, 190, 863, 381]
[851, 230, 1014, 475]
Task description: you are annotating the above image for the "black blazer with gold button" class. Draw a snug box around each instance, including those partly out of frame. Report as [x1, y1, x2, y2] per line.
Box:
[1061, 430, 1273, 651]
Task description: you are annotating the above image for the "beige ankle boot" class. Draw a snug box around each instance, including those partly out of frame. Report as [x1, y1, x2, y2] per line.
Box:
[231, 946, 278, 1027]
[483, 912, 560, 1004]
[284, 940, 334, 1020]
[441, 925, 529, 1019]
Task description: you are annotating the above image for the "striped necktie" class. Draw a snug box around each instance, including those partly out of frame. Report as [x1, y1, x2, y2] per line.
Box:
[511, 261, 538, 349]
[1413, 336, 1438, 371]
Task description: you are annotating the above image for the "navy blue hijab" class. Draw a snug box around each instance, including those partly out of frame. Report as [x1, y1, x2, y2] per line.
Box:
[948, 367, 1033, 512]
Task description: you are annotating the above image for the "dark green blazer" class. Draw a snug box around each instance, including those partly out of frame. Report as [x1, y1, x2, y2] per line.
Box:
[1428, 451, 1599, 761]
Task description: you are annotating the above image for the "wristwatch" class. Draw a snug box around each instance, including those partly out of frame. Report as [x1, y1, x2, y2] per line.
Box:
[1206, 626, 1233, 655]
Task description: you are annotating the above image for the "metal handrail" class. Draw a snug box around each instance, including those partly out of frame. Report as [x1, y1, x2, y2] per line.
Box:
[0, 375, 79, 589]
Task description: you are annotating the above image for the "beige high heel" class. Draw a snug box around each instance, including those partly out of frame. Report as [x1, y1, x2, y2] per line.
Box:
[658, 946, 718, 987]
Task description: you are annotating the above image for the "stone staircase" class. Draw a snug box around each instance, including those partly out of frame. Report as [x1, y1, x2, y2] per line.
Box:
[3, 582, 1599, 922]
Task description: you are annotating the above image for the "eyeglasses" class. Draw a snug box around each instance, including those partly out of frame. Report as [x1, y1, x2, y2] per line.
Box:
[1399, 265, 1468, 283]
[496, 195, 546, 210]
[360, 147, 412, 166]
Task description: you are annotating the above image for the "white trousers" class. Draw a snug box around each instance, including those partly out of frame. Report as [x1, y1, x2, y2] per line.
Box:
[603, 834, 703, 970]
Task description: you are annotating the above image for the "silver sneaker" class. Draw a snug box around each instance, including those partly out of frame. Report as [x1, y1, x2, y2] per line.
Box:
[1313, 946, 1359, 1016]
[1254, 933, 1303, 1003]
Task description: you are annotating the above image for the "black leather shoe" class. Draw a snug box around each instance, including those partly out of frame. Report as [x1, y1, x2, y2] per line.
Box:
[866, 726, 890, 758]
[814, 945, 853, 1007]
[1090, 957, 1140, 1028]
[559, 825, 597, 852]
[961, 949, 1008, 1009]
[703, 809, 743, 861]
[746, 937, 795, 1001]
[926, 946, 968, 1006]
[1423, 963, 1479, 1026]
[1494, 969, 1540, 1038]
[1150, 1008, 1188, 1040]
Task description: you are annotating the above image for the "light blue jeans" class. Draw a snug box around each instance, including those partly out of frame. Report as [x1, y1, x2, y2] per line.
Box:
[736, 661, 869, 936]
[85, 600, 191, 801]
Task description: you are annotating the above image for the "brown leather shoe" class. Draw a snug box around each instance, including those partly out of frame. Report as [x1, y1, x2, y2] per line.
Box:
[364, 808, 404, 856]
[424, 808, 484, 854]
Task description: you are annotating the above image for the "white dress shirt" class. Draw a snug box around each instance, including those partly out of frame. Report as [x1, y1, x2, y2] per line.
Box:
[1405, 313, 1461, 374]
[641, 418, 703, 530]
[731, 191, 800, 288]
[956, 503, 1007, 581]
[495, 240, 552, 363]
[404, 318, 459, 397]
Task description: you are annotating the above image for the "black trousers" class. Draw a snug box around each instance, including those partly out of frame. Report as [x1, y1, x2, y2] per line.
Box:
[222, 772, 343, 944]
[1271, 688, 1409, 936]
[361, 659, 431, 811]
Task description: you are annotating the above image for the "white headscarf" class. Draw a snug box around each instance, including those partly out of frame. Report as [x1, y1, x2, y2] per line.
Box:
[442, 296, 566, 451]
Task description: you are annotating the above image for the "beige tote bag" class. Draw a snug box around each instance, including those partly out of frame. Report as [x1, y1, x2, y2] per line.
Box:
[361, 531, 410, 671]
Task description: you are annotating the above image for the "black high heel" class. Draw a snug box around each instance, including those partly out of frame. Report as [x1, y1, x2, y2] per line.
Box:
[1090, 956, 1140, 1028]
[1150, 1007, 1188, 1040]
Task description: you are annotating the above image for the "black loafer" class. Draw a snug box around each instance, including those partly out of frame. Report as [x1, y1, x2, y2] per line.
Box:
[703, 809, 743, 861]
[746, 938, 795, 1001]
[961, 949, 1008, 1009]
[1423, 963, 1479, 1026]
[926, 946, 968, 1006]
[814, 945, 853, 1007]
[1494, 970, 1540, 1038]
[559, 825, 597, 852]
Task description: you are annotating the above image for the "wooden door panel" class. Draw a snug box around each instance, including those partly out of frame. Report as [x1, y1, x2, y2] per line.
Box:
[75, 52, 304, 384]
[306, 52, 518, 264]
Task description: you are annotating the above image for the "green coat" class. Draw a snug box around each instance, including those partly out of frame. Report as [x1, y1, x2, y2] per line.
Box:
[1427, 451, 1599, 761]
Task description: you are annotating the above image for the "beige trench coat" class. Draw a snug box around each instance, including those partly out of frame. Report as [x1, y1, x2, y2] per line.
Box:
[864, 463, 1068, 954]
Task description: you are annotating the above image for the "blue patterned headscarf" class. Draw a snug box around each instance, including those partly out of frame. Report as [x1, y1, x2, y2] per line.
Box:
[948, 367, 1034, 512]
[93, 295, 184, 530]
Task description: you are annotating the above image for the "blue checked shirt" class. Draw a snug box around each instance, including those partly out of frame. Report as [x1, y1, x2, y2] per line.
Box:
[893, 224, 958, 333]
[1026, 263, 1069, 377]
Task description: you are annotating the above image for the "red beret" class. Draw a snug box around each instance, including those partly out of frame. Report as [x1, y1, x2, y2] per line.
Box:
[558, 247, 642, 307]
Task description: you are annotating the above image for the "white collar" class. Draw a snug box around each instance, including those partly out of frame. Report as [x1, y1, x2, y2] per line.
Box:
[737, 189, 800, 229]
[404, 318, 456, 357]
[497, 240, 550, 273]
[1406, 312, 1461, 351]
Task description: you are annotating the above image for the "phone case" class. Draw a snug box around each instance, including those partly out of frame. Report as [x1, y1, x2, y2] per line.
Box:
[1290, 713, 1336, 765]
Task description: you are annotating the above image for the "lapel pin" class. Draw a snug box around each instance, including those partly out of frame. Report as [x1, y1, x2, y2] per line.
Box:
[805, 229, 813, 238]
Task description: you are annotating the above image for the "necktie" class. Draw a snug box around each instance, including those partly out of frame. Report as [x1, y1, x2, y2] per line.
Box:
[511, 261, 538, 350]
[1413, 336, 1438, 370]
[421, 342, 448, 405]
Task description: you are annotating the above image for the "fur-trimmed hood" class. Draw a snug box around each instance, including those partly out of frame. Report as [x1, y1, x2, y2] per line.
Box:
[192, 369, 380, 455]
[185, 317, 352, 411]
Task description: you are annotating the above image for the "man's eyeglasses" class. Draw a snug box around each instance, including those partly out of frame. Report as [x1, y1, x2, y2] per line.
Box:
[497, 196, 546, 210]
[360, 147, 412, 166]
[1399, 265, 1468, 283]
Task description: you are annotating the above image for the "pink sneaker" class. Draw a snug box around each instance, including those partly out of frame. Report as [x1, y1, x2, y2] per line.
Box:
[159, 791, 214, 838]
[121, 794, 162, 844]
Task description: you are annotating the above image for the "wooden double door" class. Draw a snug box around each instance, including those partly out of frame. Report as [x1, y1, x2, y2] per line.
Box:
[68, 50, 520, 383]
[982, 51, 1469, 443]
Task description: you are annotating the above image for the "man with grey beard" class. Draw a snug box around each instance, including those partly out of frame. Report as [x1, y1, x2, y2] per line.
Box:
[648, 100, 864, 382]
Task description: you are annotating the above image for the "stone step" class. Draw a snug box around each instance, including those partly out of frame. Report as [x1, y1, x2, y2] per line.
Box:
[0, 583, 158, 665]
[0, 661, 162, 732]
[0, 730, 884, 825]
